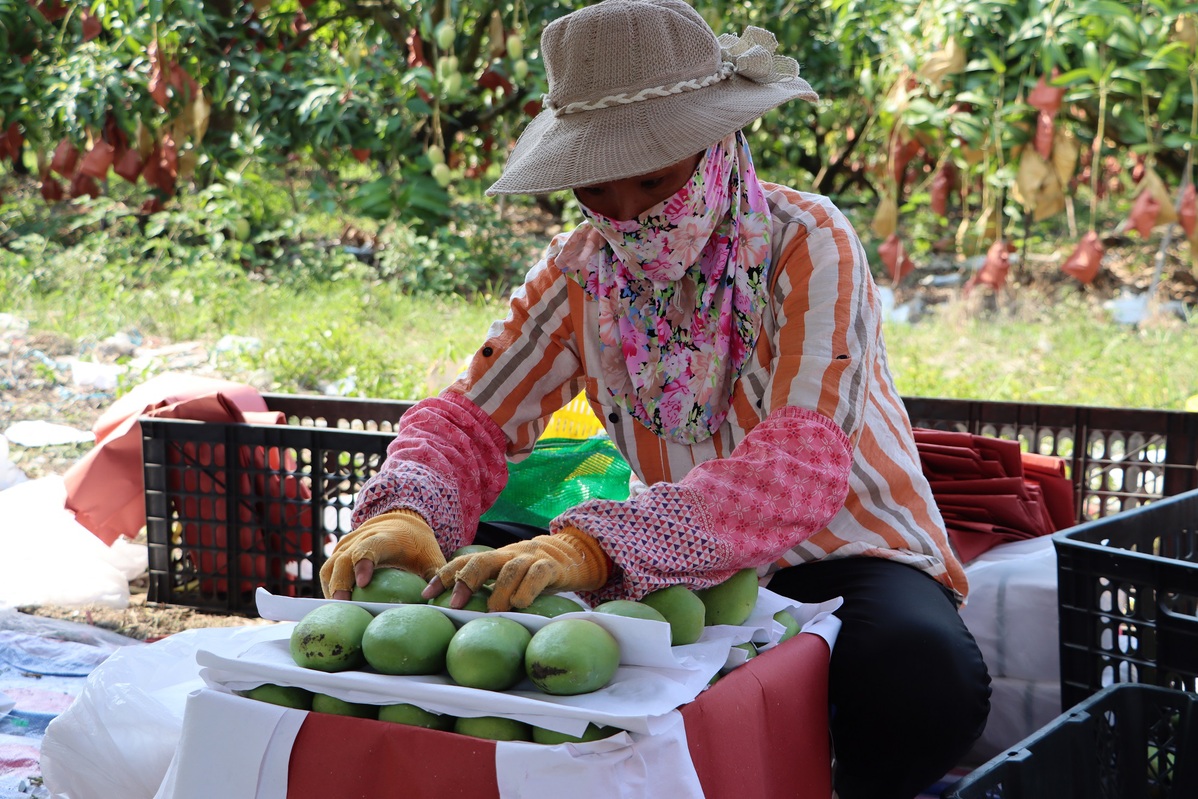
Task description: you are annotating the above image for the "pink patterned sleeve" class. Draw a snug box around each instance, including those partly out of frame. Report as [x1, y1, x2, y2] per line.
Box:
[553, 406, 852, 602]
[351, 392, 509, 556]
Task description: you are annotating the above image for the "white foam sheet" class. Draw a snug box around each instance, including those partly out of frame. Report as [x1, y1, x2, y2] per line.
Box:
[208, 590, 843, 737]
[960, 535, 1060, 683]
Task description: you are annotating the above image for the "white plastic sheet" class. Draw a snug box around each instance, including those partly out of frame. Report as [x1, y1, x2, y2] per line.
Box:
[40, 625, 282, 799]
[0, 477, 147, 609]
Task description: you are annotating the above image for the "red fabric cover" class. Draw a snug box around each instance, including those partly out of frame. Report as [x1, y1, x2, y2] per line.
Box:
[680, 632, 831, 799]
[64, 373, 270, 544]
[913, 428, 1076, 562]
[287, 633, 831, 799]
[288, 719, 500, 798]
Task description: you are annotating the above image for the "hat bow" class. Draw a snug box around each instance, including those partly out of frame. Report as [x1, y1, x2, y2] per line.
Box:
[717, 27, 800, 84]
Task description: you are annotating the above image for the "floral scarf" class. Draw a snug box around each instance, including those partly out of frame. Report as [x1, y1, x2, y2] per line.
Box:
[565, 131, 772, 445]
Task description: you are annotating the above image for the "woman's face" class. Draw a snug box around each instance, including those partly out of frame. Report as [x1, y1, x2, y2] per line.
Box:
[574, 153, 703, 222]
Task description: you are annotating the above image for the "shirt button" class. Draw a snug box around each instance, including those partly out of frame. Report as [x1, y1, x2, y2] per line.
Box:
[482, 346, 494, 357]
[608, 412, 619, 423]
[756, 398, 763, 408]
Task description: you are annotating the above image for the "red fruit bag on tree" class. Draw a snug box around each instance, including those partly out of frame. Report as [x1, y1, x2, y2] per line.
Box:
[50, 139, 78, 178]
[1061, 231, 1105, 284]
[1127, 188, 1161, 238]
[969, 240, 1011, 291]
[878, 233, 915, 283]
[69, 172, 100, 199]
[1034, 111, 1055, 160]
[78, 140, 115, 179]
[80, 9, 102, 42]
[1178, 183, 1196, 240]
[930, 162, 956, 218]
[113, 147, 145, 183]
[4, 122, 23, 163]
[1028, 75, 1065, 116]
[40, 175, 64, 203]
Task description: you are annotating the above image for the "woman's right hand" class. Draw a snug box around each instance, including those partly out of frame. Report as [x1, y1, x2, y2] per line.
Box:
[319, 510, 447, 600]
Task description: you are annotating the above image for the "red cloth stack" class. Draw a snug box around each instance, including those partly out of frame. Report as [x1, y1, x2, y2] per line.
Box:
[913, 429, 1076, 563]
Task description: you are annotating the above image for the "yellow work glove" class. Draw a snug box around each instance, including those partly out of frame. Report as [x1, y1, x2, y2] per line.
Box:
[320, 510, 446, 599]
[425, 527, 610, 612]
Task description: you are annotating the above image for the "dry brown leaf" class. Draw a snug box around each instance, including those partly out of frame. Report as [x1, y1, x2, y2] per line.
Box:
[1013, 149, 1051, 208]
[178, 148, 198, 181]
[1138, 168, 1178, 225]
[917, 39, 966, 92]
[192, 93, 212, 145]
[1175, 14, 1198, 52]
[1050, 127, 1079, 186]
[489, 10, 506, 59]
[871, 194, 898, 239]
[1032, 173, 1066, 222]
[136, 119, 155, 159]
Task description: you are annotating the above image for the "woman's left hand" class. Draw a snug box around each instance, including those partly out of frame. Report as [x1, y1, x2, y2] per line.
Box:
[422, 528, 610, 612]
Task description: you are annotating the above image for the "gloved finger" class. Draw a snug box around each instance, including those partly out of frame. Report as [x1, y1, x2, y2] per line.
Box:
[428, 554, 476, 597]
[452, 552, 509, 594]
[354, 558, 376, 589]
[321, 553, 357, 598]
[507, 559, 557, 609]
[487, 555, 538, 611]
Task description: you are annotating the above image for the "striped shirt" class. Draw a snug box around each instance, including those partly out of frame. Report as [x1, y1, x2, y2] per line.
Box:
[352, 185, 967, 603]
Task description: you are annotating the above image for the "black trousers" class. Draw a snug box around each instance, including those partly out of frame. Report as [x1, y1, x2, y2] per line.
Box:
[767, 558, 992, 799]
[476, 523, 992, 799]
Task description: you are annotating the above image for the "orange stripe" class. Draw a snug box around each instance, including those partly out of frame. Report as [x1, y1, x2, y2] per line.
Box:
[810, 208, 858, 421]
[632, 420, 669, 485]
[768, 231, 813, 409]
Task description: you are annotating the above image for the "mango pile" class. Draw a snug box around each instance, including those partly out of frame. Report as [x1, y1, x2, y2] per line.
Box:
[243, 565, 784, 741]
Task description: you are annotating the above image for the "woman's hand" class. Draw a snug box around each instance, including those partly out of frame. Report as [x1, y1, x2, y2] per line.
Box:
[320, 510, 446, 600]
[423, 528, 610, 612]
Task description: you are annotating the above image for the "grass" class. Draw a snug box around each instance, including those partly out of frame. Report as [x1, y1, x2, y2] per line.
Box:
[2, 174, 1196, 411]
[885, 293, 1198, 410]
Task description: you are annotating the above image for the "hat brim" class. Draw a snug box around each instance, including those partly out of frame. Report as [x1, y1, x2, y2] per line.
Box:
[486, 74, 817, 196]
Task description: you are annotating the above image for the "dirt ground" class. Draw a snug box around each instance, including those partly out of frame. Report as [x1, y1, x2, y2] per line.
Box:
[3, 235, 1196, 641]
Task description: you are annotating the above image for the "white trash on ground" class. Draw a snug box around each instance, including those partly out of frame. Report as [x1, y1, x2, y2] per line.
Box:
[3, 421, 95, 448]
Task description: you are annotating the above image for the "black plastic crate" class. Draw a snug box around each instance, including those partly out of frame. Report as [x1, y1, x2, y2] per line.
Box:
[944, 683, 1197, 799]
[1053, 489, 1198, 710]
[904, 398, 1198, 525]
[143, 395, 1198, 615]
[143, 394, 415, 614]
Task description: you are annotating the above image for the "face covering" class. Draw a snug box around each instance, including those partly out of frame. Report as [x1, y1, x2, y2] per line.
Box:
[565, 131, 772, 445]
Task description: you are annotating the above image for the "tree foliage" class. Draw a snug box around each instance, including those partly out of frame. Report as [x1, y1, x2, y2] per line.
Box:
[2, 0, 1197, 265]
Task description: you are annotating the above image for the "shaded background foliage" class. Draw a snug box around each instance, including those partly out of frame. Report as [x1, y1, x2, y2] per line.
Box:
[1, 0, 1197, 287]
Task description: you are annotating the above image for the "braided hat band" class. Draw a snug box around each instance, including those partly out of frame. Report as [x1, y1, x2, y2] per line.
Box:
[544, 27, 800, 116]
[487, 1, 817, 196]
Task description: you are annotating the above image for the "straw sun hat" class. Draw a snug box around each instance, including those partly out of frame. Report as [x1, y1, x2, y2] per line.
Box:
[486, 0, 818, 196]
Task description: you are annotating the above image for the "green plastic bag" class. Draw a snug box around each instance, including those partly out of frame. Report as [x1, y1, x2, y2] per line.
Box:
[482, 436, 632, 528]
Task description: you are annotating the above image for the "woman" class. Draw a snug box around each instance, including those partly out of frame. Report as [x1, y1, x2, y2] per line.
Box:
[321, 1, 990, 796]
